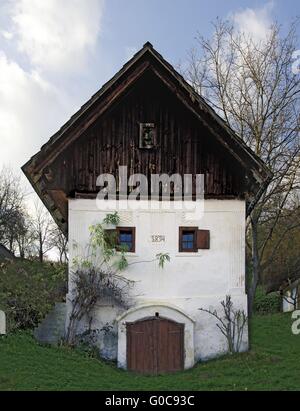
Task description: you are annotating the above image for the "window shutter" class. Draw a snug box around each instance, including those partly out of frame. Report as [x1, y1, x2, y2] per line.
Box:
[197, 230, 210, 249]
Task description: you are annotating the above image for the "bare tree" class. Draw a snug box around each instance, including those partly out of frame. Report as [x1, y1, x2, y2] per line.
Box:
[14, 210, 36, 259]
[186, 19, 300, 314]
[50, 225, 68, 263]
[32, 200, 55, 263]
[66, 266, 133, 345]
[0, 166, 25, 251]
[199, 296, 247, 354]
[263, 205, 300, 292]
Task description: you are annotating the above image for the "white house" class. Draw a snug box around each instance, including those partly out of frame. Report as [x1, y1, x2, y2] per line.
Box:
[23, 43, 271, 374]
[281, 279, 300, 312]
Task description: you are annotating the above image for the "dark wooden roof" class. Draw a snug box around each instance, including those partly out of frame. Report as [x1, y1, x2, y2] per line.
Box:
[282, 278, 300, 293]
[266, 270, 300, 294]
[22, 42, 272, 235]
[0, 244, 15, 260]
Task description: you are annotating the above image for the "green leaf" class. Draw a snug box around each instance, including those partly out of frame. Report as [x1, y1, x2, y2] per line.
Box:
[103, 212, 120, 226]
[156, 253, 171, 269]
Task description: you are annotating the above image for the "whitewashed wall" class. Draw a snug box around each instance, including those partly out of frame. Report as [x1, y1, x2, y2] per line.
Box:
[67, 199, 248, 367]
[282, 288, 298, 312]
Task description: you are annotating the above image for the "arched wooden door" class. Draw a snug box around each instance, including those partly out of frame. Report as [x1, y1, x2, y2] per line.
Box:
[126, 317, 184, 374]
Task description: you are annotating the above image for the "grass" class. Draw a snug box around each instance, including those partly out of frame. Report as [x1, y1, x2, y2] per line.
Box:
[0, 313, 299, 391]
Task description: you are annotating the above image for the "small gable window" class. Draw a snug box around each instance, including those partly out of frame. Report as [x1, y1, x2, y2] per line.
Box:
[179, 227, 210, 252]
[117, 227, 136, 253]
[139, 123, 156, 149]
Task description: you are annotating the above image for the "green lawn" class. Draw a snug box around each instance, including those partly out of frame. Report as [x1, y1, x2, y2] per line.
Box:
[0, 313, 299, 391]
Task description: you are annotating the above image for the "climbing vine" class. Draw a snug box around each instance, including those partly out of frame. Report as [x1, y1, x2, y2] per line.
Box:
[66, 212, 170, 345]
[199, 296, 248, 354]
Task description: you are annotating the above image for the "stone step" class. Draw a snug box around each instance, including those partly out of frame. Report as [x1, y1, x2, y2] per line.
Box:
[34, 302, 66, 345]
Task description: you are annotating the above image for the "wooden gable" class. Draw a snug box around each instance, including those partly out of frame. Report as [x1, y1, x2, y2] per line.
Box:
[22, 42, 272, 235]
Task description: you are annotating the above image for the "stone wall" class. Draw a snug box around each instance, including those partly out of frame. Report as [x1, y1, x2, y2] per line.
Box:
[34, 303, 66, 345]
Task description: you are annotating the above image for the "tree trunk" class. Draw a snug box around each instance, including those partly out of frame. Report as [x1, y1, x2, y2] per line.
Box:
[39, 232, 43, 263]
[39, 243, 43, 263]
[248, 217, 260, 317]
[9, 238, 14, 253]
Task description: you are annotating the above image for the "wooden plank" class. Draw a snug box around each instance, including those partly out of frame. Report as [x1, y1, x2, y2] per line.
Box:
[127, 317, 184, 374]
[48, 71, 245, 200]
[197, 229, 210, 250]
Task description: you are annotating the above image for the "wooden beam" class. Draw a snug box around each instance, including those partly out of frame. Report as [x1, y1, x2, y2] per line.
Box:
[33, 61, 151, 173]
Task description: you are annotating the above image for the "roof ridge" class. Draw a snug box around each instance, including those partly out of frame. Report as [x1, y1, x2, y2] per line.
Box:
[22, 41, 272, 231]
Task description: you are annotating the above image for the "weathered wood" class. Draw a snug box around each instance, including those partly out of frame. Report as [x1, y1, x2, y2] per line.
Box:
[197, 229, 210, 250]
[22, 43, 272, 235]
[127, 317, 184, 374]
[47, 70, 245, 199]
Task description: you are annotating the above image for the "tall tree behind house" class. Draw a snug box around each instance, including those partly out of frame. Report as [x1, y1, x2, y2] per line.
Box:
[0, 166, 25, 254]
[185, 20, 300, 314]
[31, 200, 55, 263]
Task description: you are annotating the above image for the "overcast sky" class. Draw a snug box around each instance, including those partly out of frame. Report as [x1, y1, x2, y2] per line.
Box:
[0, 0, 299, 186]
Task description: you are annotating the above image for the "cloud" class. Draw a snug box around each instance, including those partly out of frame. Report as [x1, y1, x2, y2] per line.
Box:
[10, 0, 104, 73]
[231, 2, 273, 41]
[1, 30, 13, 40]
[0, 0, 106, 228]
[0, 0, 106, 171]
[0, 51, 73, 170]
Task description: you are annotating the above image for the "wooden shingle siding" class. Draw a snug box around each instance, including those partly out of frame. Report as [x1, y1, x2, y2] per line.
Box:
[22, 43, 271, 234]
[48, 71, 245, 198]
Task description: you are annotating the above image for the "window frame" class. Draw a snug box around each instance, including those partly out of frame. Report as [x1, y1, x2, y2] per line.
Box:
[179, 227, 198, 253]
[139, 123, 156, 149]
[116, 227, 136, 253]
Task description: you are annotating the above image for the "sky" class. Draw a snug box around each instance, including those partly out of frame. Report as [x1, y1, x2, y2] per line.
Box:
[0, 0, 299, 192]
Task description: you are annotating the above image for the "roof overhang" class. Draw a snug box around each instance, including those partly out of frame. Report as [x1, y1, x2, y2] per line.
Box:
[22, 42, 272, 235]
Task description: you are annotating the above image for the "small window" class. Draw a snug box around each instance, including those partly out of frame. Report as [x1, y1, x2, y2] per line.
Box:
[117, 227, 135, 253]
[179, 227, 197, 252]
[139, 123, 156, 149]
[179, 227, 210, 252]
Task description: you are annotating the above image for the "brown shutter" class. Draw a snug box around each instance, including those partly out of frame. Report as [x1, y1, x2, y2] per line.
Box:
[197, 230, 210, 249]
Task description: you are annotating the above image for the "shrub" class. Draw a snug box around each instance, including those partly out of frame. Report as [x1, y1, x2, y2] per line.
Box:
[254, 286, 281, 314]
[0, 260, 67, 332]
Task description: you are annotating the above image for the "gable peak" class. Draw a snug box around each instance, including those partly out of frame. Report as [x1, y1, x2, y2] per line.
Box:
[143, 41, 154, 49]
